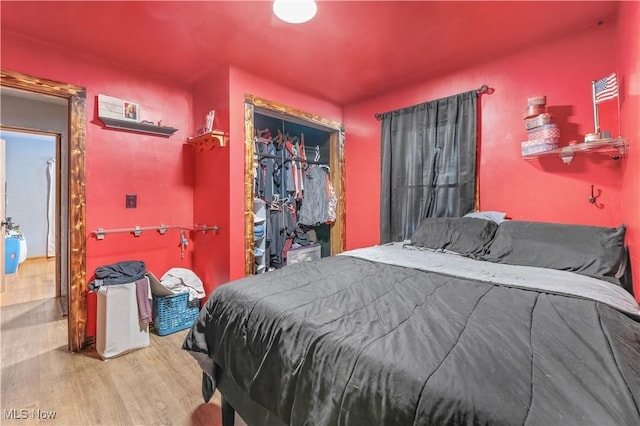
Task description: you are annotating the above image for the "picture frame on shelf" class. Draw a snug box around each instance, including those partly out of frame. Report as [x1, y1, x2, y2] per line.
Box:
[123, 101, 139, 122]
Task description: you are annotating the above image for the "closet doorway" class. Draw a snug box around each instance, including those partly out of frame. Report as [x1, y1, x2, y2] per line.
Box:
[244, 95, 345, 276]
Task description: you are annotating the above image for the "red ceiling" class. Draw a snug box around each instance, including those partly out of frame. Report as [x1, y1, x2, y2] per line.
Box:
[1, 1, 618, 105]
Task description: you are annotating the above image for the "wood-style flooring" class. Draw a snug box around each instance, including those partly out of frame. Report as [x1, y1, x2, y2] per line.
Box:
[0, 258, 56, 307]
[0, 259, 246, 426]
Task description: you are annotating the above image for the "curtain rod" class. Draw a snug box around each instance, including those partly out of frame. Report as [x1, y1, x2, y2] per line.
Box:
[374, 84, 493, 120]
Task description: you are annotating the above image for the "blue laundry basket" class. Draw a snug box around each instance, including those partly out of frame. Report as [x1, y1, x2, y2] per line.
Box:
[5, 237, 21, 274]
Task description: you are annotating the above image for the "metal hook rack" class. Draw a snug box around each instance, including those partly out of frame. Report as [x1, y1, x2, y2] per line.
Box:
[94, 224, 219, 240]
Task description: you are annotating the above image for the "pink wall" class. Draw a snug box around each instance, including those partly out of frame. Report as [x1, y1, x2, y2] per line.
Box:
[345, 19, 640, 299]
[344, 21, 626, 249]
[191, 67, 231, 296]
[617, 2, 640, 297]
[1, 31, 195, 335]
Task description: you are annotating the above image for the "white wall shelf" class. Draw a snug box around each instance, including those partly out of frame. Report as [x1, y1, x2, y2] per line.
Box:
[99, 116, 178, 137]
[522, 137, 627, 164]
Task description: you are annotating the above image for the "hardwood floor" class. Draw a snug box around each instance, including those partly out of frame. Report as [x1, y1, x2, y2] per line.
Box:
[0, 260, 246, 426]
[0, 258, 56, 307]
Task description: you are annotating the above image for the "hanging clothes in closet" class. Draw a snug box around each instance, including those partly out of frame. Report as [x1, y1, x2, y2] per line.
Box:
[253, 124, 333, 271]
[298, 165, 336, 226]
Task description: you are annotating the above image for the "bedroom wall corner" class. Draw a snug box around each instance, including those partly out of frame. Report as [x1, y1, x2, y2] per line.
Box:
[191, 67, 232, 297]
[1, 31, 196, 336]
[617, 1, 640, 300]
[344, 20, 625, 247]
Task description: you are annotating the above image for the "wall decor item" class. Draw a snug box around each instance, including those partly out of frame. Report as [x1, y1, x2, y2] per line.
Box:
[520, 86, 626, 163]
[588, 72, 619, 142]
[97, 94, 178, 137]
[123, 101, 139, 121]
[205, 110, 215, 132]
[98, 94, 140, 122]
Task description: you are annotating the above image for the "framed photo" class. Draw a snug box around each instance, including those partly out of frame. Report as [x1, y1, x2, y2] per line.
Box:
[122, 101, 139, 121]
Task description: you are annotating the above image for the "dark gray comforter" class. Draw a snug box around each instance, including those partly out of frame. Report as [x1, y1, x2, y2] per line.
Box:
[183, 249, 640, 426]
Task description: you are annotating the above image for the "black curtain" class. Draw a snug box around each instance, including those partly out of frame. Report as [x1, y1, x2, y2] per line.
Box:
[380, 90, 477, 243]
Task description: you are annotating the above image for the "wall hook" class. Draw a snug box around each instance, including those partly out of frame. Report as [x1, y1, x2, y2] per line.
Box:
[588, 185, 596, 204]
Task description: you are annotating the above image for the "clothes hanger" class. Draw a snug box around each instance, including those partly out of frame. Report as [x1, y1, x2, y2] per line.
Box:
[299, 133, 308, 168]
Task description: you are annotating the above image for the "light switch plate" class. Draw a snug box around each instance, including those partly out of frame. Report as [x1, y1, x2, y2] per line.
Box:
[126, 194, 137, 208]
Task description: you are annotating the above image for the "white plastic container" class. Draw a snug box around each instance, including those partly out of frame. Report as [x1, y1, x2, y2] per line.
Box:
[287, 244, 321, 265]
[96, 278, 151, 359]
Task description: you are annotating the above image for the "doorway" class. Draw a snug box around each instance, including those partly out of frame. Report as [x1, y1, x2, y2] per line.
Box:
[243, 95, 345, 275]
[0, 128, 59, 306]
[0, 69, 87, 352]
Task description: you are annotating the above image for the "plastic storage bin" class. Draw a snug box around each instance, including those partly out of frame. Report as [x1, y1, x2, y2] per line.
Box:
[287, 243, 322, 265]
[152, 292, 200, 336]
[5, 237, 21, 274]
[96, 278, 151, 359]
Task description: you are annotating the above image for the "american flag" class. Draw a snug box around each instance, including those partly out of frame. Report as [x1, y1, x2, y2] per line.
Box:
[594, 73, 618, 104]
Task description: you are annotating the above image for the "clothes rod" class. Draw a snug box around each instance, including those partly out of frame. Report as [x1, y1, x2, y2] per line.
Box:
[94, 224, 219, 240]
[255, 152, 326, 166]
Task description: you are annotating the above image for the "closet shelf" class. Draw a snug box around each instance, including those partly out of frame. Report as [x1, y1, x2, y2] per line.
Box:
[522, 137, 627, 164]
[99, 117, 178, 137]
[187, 130, 227, 152]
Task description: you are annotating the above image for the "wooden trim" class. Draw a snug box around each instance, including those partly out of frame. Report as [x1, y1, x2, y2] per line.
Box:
[1, 69, 87, 352]
[68, 94, 87, 351]
[329, 129, 346, 255]
[55, 135, 62, 297]
[245, 94, 343, 131]
[244, 102, 255, 277]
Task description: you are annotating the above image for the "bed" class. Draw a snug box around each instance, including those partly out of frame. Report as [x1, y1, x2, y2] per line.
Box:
[183, 218, 640, 426]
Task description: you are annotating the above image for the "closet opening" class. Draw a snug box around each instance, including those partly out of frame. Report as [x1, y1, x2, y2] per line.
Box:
[244, 95, 345, 276]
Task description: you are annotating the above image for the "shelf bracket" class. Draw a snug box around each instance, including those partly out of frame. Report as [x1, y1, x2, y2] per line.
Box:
[559, 152, 574, 164]
[96, 228, 106, 240]
[133, 226, 143, 237]
[187, 131, 227, 152]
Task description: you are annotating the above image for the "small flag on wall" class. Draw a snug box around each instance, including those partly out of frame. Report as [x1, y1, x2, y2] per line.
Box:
[594, 73, 618, 104]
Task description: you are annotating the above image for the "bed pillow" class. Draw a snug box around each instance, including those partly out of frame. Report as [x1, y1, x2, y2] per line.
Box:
[482, 221, 626, 283]
[410, 217, 498, 257]
[463, 211, 508, 224]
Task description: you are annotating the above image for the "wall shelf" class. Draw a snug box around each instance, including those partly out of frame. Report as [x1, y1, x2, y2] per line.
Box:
[99, 116, 178, 137]
[522, 137, 627, 164]
[187, 130, 227, 152]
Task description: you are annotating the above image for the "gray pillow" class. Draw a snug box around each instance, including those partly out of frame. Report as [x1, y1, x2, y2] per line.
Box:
[482, 221, 626, 284]
[410, 217, 498, 257]
[463, 211, 508, 224]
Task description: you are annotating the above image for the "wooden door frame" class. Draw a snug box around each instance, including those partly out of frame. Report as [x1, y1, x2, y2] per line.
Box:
[243, 95, 346, 275]
[1, 69, 87, 352]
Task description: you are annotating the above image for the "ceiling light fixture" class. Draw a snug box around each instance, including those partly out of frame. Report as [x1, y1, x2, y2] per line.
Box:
[273, 0, 317, 24]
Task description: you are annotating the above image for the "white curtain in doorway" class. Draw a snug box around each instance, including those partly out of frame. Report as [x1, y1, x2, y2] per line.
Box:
[46, 157, 55, 257]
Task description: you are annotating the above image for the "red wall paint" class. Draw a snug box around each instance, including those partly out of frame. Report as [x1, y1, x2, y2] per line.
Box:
[191, 68, 231, 296]
[344, 22, 636, 284]
[2, 31, 196, 334]
[617, 2, 640, 298]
